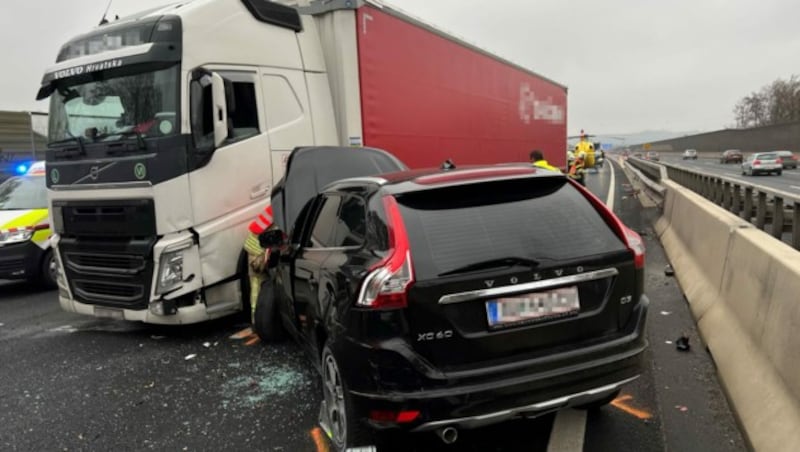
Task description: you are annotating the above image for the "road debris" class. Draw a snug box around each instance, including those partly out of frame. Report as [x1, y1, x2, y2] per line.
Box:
[676, 334, 691, 352]
[664, 264, 675, 276]
[185, 354, 197, 360]
[660, 311, 671, 316]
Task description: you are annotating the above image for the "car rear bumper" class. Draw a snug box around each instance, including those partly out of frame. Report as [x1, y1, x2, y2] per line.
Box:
[752, 165, 782, 172]
[341, 295, 649, 431]
[0, 241, 45, 280]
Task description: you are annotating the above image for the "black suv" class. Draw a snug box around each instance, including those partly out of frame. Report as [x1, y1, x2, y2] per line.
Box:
[255, 147, 649, 451]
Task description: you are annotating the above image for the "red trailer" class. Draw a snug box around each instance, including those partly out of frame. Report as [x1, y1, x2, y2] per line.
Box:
[315, 1, 568, 169]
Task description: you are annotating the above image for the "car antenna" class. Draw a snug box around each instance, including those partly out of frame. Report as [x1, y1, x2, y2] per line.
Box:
[99, 0, 114, 25]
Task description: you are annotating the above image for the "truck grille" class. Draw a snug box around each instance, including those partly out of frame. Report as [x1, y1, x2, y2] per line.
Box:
[59, 236, 155, 310]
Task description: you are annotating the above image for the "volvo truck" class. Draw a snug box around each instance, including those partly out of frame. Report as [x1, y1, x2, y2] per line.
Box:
[37, 0, 567, 324]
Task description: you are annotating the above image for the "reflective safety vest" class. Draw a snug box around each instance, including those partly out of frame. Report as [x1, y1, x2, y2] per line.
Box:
[533, 160, 561, 173]
[248, 204, 274, 235]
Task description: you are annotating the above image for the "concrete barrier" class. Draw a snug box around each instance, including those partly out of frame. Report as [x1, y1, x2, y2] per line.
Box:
[656, 179, 800, 451]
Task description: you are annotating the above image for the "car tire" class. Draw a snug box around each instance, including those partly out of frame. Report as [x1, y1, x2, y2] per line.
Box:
[777, 170, 782, 176]
[321, 344, 376, 452]
[742, 169, 746, 175]
[253, 281, 286, 342]
[576, 389, 621, 410]
[37, 249, 58, 290]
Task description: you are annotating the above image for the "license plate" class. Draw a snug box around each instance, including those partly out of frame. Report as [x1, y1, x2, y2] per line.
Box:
[485, 286, 580, 329]
[94, 306, 124, 320]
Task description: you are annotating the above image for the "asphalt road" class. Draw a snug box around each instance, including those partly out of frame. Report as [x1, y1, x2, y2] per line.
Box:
[0, 162, 745, 452]
[660, 154, 800, 195]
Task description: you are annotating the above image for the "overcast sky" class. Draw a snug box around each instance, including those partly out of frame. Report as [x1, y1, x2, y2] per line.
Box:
[1, 0, 798, 135]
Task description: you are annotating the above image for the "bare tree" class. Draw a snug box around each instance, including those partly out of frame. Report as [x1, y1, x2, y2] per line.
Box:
[733, 75, 800, 127]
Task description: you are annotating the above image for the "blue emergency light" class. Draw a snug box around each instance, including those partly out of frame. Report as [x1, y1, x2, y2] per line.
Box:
[15, 164, 29, 175]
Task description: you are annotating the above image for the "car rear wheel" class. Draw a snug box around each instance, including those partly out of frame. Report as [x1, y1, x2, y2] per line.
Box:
[777, 170, 783, 176]
[321, 345, 374, 452]
[253, 282, 286, 342]
[575, 389, 621, 410]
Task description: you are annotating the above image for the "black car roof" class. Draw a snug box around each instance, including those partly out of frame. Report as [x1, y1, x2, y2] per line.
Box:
[270, 146, 408, 230]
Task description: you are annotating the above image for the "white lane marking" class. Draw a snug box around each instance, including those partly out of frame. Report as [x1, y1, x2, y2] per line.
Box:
[791, 185, 800, 191]
[606, 160, 616, 212]
[546, 409, 587, 452]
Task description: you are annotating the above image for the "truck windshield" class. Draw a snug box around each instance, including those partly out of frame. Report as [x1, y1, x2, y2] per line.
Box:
[48, 65, 179, 144]
[0, 176, 47, 210]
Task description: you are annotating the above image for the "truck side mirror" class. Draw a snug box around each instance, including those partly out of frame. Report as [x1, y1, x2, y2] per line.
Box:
[190, 69, 230, 153]
[209, 72, 229, 148]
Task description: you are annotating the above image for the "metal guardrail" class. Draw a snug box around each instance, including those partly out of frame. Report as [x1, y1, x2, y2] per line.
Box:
[630, 158, 800, 250]
[625, 157, 665, 183]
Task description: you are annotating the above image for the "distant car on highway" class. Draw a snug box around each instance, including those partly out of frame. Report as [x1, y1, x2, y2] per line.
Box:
[633, 152, 643, 158]
[742, 152, 783, 176]
[646, 151, 660, 161]
[720, 150, 743, 164]
[682, 149, 698, 160]
[775, 150, 797, 169]
[254, 148, 649, 450]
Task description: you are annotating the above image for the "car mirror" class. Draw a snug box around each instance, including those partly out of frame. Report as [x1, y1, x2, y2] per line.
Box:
[258, 229, 286, 248]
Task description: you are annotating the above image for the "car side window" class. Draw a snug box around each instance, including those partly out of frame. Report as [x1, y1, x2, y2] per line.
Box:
[307, 195, 342, 248]
[330, 196, 367, 248]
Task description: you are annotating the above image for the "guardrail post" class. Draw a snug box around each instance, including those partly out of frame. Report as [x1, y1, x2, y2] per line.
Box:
[715, 179, 724, 204]
[756, 191, 768, 230]
[793, 202, 800, 250]
[772, 197, 785, 239]
[731, 184, 742, 215]
[743, 187, 754, 221]
[722, 182, 731, 210]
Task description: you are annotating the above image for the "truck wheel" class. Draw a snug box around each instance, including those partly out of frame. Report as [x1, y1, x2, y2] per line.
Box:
[253, 282, 286, 342]
[38, 249, 58, 290]
[575, 389, 621, 410]
[237, 252, 252, 322]
[321, 344, 375, 452]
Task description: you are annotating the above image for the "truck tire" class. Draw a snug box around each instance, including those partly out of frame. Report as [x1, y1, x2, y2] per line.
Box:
[253, 282, 286, 342]
[38, 249, 58, 290]
[237, 252, 252, 323]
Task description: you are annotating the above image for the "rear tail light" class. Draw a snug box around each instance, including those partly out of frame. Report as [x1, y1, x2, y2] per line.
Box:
[356, 195, 415, 309]
[776, 158, 783, 164]
[369, 410, 420, 424]
[569, 180, 645, 269]
[753, 159, 761, 165]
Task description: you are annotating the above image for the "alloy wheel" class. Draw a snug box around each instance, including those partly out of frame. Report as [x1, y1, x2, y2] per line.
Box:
[323, 349, 347, 448]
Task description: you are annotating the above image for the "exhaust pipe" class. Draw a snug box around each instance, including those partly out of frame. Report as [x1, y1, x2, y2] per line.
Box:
[436, 426, 458, 444]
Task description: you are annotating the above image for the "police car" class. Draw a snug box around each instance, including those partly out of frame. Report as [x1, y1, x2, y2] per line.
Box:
[0, 161, 56, 288]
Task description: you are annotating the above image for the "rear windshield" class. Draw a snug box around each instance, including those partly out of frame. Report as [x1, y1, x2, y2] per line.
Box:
[395, 178, 627, 280]
[757, 153, 778, 159]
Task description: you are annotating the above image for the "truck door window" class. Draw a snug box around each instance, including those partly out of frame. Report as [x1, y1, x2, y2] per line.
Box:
[226, 81, 259, 142]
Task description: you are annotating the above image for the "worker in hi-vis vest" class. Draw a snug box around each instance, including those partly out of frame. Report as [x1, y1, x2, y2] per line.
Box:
[574, 130, 595, 168]
[529, 149, 562, 173]
[243, 204, 274, 322]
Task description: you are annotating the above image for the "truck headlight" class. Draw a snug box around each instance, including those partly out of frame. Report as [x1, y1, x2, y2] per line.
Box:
[0, 229, 34, 245]
[156, 251, 184, 294]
